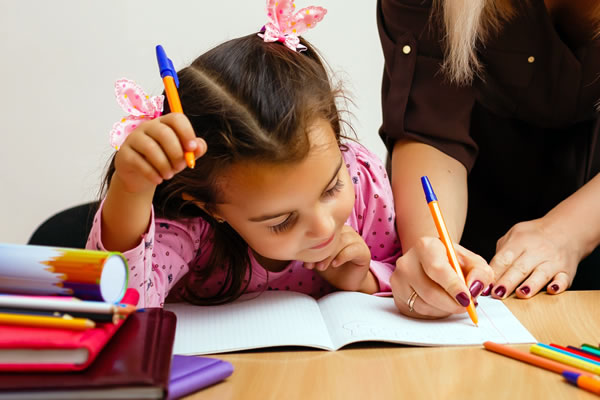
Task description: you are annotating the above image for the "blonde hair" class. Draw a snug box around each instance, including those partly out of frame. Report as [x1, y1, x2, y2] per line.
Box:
[437, 0, 600, 85]
[434, 0, 515, 85]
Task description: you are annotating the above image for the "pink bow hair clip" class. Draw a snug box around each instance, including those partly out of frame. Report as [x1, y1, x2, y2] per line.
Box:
[258, 0, 327, 52]
[109, 78, 164, 150]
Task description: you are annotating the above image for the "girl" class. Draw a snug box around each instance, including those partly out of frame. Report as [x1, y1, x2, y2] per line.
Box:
[86, 11, 406, 307]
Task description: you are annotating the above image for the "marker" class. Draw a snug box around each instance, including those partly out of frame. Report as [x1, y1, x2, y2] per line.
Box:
[530, 344, 600, 375]
[421, 176, 478, 325]
[155, 44, 195, 169]
[0, 312, 95, 331]
[483, 342, 595, 377]
[562, 371, 600, 395]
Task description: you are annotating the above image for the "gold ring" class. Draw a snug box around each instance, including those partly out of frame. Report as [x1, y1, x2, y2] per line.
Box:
[407, 290, 418, 313]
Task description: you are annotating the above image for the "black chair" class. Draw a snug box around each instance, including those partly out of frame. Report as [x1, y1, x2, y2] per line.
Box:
[28, 202, 99, 249]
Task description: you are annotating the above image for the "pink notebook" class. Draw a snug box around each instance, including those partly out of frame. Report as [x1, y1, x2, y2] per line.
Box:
[0, 288, 139, 372]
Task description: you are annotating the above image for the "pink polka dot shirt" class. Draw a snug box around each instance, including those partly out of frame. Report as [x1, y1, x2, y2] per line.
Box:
[87, 141, 402, 307]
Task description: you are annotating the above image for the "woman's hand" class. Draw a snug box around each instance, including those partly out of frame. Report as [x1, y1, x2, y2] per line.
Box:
[489, 218, 580, 299]
[390, 237, 493, 319]
[303, 225, 377, 293]
[114, 113, 206, 194]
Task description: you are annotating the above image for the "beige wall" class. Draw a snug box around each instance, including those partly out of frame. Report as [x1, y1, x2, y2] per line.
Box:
[0, 0, 386, 244]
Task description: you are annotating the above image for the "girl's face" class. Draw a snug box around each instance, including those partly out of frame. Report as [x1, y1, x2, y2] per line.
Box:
[213, 119, 355, 266]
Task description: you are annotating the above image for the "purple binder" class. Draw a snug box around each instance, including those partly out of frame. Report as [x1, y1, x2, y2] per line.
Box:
[167, 355, 234, 400]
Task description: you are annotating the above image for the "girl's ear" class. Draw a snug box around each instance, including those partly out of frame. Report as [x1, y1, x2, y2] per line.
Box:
[181, 193, 226, 223]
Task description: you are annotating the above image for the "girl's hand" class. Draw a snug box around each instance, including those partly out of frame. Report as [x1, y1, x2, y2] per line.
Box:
[390, 237, 493, 319]
[114, 113, 206, 194]
[303, 225, 375, 292]
[489, 218, 580, 299]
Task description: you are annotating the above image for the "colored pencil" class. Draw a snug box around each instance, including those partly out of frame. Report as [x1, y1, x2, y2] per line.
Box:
[483, 342, 595, 377]
[562, 371, 600, 395]
[0, 312, 95, 330]
[530, 344, 600, 375]
[421, 176, 478, 325]
[0, 295, 136, 315]
[0, 307, 122, 323]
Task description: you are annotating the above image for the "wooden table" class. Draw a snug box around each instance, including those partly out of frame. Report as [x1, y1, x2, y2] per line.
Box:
[186, 291, 600, 399]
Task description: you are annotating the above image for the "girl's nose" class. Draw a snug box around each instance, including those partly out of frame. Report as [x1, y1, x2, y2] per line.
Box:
[306, 206, 335, 239]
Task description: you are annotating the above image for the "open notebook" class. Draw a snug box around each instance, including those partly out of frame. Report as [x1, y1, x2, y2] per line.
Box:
[165, 291, 536, 355]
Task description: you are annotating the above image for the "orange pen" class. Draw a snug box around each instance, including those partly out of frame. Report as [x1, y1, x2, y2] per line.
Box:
[156, 45, 195, 169]
[421, 176, 478, 325]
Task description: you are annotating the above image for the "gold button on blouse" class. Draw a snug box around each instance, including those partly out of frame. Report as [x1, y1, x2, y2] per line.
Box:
[402, 45, 411, 55]
[527, 56, 535, 63]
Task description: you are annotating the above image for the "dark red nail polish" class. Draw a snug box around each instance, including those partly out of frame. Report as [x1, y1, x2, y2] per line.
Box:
[551, 284, 560, 292]
[481, 284, 493, 296]
[469, 280, 484, 298]
[456, 292, 470, 307]
[520, 286, 530, 295]
[494, 285, 506, 298]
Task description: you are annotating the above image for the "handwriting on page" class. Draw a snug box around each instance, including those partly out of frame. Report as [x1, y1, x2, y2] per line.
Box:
[317, 292, 535, 349]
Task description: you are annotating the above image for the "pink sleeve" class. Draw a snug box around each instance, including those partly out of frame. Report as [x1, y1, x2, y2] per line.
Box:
[86, 200, 211, 308]
[343, 142, 402, 294]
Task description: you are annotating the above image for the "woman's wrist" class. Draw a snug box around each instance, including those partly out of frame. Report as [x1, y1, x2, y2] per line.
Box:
[542, 174, 600, 262]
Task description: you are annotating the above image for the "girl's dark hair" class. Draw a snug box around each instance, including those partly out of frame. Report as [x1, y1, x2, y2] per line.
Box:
[101, 33, 347, 305]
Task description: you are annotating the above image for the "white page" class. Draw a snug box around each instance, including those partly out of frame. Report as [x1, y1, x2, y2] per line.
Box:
[165, 291, 334, 355]
[317, 292, 536, 349]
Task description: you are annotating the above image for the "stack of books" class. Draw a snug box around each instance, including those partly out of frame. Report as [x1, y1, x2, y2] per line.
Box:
[0, 243, 233, 399]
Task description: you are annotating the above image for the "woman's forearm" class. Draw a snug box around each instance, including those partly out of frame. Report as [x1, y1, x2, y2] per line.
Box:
[391, 139, 469, 250]
[543, 173, 600, 261]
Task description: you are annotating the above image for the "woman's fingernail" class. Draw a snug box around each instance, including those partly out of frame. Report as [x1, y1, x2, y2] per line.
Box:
[188, 140, 197, 150]
[456, 292, 471, 307]
[551, 284, 560, 292]
[494, 285, 507, 298]
[519, 286, 530, 295]
[519, 286, 531, 296]
[481, 284, 493, 296]
[469, 280, 484, 298]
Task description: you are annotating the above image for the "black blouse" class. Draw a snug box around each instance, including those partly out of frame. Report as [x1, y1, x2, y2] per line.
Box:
[377, 0, 600, 270]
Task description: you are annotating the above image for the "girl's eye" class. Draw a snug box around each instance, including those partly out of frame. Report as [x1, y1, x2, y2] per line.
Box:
[269, 213, 297, 234]
[324, 178, 344, 198]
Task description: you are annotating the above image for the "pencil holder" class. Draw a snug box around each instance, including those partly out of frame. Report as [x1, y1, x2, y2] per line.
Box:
[0, 243, 128, 303]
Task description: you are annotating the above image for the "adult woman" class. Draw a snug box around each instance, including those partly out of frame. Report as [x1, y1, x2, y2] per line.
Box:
[378, 0, 600, 318]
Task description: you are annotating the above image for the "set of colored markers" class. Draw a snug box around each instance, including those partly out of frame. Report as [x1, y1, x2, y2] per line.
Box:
[0, 295, 136, 331]
[485, 341, 600, 396]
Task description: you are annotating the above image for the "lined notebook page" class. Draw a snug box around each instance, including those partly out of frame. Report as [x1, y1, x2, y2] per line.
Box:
[165, 291, 334, 355]
[317, 292, 536, 349]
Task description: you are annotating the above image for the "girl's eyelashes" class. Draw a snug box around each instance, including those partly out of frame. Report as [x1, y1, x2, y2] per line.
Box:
[323, 178, 344, 198]
[268, 178, 343, 234]
[269, 213, 297, 234]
